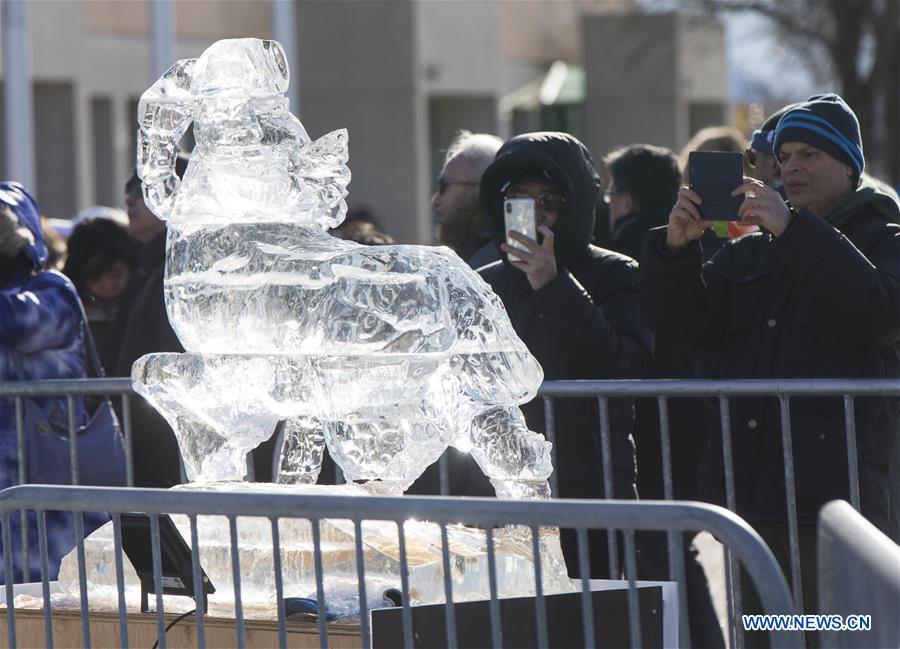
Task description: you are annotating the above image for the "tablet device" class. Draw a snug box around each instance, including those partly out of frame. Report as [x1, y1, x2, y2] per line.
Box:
[688, 151, 744, 221]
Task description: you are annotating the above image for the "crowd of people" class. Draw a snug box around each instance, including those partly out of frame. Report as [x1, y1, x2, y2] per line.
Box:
[425, 93, 900, 646]
[1, 92, 898, 642]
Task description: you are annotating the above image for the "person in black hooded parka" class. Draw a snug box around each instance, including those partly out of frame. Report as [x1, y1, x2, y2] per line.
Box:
[640, 94, 900, 618]
[478, 132, 652, 578]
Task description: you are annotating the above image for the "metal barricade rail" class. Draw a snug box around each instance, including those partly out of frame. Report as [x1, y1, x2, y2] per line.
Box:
[3, 376, 897, 647]
[0, 485, 801, 649]
[535, 378, 900, 648]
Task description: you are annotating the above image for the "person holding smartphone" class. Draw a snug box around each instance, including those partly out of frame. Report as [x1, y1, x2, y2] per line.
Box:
[639, 94, 900, 616]
[477, 132, 653, 579]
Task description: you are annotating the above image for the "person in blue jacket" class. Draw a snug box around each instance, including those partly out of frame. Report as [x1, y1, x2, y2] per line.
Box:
[0, 182, 105, 583]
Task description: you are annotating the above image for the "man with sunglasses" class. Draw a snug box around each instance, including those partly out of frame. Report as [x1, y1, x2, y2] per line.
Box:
[477, 132, 652, 579]
[431, 130, 503, 268]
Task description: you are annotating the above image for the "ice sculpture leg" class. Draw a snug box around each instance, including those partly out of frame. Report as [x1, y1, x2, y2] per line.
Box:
[321, 404, 452, 496]
[460, 407, 553, 499]
[133, 354, 284, 481]
[274, 417, 325, 484]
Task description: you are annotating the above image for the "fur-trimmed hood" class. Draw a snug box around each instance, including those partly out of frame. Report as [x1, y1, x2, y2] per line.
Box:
[0, 182, 48, 268]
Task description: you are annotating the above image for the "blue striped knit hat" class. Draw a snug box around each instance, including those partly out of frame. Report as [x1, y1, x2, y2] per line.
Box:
[773, 93, 864, 185]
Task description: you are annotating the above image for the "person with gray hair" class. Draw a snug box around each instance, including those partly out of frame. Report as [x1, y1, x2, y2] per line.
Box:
[431, 130, 503, 268]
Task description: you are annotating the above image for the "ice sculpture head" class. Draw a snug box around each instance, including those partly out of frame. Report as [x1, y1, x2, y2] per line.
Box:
[190, 39, 289, 96]
[137, 38, 349, 227]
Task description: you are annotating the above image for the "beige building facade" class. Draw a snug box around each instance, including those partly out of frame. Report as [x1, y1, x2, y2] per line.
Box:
[1, 0, 726, 243]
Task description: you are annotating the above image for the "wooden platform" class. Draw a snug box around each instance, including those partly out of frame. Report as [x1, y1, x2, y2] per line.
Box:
[0, 608, 361, 648]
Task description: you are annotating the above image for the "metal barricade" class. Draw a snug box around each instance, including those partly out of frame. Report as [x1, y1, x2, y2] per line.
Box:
[0, 485, 800, 648]
[2, 376, 897, 647]
[818, 500, 900, 649]
[0, 378, 136, 591]
[0, 377, 137, 488]
[530, 378, 900, 649]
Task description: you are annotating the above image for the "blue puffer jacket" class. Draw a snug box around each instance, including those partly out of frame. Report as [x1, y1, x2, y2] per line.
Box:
[0, 182, 99, 584]
[0, 182, 87, 446]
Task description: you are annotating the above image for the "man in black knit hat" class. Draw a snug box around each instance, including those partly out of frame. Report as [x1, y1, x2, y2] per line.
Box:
[640, 93, 900, 620]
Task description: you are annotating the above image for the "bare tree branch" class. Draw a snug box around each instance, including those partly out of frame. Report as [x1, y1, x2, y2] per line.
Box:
[693, 0, 900, 182]
[692, 0, 836, 46]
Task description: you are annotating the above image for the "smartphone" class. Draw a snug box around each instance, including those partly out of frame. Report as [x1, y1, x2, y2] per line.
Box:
[504, 197, 536, 253]
[688, 151, 744, 221]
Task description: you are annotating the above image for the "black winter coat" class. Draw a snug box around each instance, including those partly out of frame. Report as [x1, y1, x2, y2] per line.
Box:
[480, 249, 651, 503]
[611, 210, 723, 503]
[478, 133, 652, 576]
[112, 230, 185, 488]
[610, 208, 723, 266]
[640, 185, 900, 532]
[610, 208, 669, 261]
[479, 132, 652, 499]
[113, 231, 182, 376]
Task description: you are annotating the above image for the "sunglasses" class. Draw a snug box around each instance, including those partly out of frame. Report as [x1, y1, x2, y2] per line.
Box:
[437, 176, 478, 195]
[505, 192, 566, 212]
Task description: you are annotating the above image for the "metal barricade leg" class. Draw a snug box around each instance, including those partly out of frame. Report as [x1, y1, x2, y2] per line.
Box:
[778, 397, 804, 616]
[719, 396, 744, 649]
[190, 515, 207, 649]
[396, 520, 415, 649]
[36, 510, 53, 649]
[530, 525, 550, 649]
[575, 527, 596, 649]
[623, 529, 643, 649]
[842, 396, 861, 511]
[657, 396, 692, 647]
[74, 512, 91, 647]
[439, 522, 457, 649]
[14, 397, 28, 578]
[310, 518, 329, 649]
[228, 515, 246, 649]
[149, 514, 166, 649]
[270, 518, 286, 649]
[3, 512, 15, 649]
[596, 397, 620, 578]
[543, 397, 558, 497]
[485, 526, 503, 649]
[354, 519, 371, 649]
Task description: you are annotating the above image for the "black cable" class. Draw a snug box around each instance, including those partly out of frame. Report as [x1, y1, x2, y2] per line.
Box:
[150, 608, 197, 649]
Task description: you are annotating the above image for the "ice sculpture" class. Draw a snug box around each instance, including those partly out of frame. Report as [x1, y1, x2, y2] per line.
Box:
[131, 38, 552, 498]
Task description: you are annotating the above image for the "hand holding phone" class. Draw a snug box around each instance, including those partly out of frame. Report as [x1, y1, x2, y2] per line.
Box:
[666, 185, 711, 249]
[733, 178, 794, 237]
[688, 151, 744, 221]
[504, 198, 537, 253]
